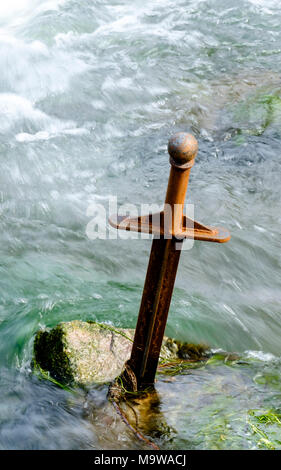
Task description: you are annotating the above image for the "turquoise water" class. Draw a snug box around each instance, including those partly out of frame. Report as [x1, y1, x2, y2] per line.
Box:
[0, 0, 281, 449]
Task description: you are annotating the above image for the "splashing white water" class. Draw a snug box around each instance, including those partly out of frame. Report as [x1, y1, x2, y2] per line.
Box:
[0, 0, 66, 24]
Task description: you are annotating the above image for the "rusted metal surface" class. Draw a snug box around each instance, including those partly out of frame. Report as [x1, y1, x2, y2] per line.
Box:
[109, 132, 230, 390]
[127, 237, 183, 386]
[109, 212, 230, 243]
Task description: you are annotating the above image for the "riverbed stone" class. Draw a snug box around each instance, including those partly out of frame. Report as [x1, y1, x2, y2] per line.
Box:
[33, 320, 210, 386]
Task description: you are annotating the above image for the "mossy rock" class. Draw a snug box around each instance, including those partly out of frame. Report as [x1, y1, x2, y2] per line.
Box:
[33, 320, 210, 387]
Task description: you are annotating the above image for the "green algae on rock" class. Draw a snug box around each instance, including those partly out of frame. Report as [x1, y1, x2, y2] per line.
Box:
[33, 320, 211, 387]
[34, 321, 134, 386]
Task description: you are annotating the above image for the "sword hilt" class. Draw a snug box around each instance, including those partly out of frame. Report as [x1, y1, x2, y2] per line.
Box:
[165, 132, 198, 236]
[109, 132, 230, 242]
[168, 132, 198, 168]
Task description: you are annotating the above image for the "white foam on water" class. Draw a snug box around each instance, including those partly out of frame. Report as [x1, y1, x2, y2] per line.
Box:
[15, 127, 90, 142]
[0, 92, 84, 140]
[63, 128, 90, 136]
[0, 0, 68, 29]
[15, 131, 50, 142]
[248, 0, 280, 14]
[0, 34, 89, 101]
[211, 348, 278, 363]
[0, 93, 48, 133]
[223, 303, 250, 333]
[245, 350, 278, 362]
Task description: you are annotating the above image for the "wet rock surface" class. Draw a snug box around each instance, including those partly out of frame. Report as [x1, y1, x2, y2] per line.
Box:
[33, 320, 211, 386]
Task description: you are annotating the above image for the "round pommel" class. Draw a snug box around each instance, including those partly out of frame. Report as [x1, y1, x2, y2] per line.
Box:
[168, 132, 198, 168]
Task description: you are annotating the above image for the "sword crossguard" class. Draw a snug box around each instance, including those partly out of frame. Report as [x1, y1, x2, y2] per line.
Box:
[109, 132, 230, 244]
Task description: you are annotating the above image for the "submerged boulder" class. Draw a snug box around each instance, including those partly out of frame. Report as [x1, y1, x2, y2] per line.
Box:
[33, 320, 210, 387]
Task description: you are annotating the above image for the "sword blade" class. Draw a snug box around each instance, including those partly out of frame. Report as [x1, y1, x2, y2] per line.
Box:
[128, 236, 183, 387]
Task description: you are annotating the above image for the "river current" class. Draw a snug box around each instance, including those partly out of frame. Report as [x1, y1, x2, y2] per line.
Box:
[0, 0, 281, 449]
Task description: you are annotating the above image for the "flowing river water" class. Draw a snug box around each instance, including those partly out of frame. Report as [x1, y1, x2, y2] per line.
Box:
[0, 0, 281, 450]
